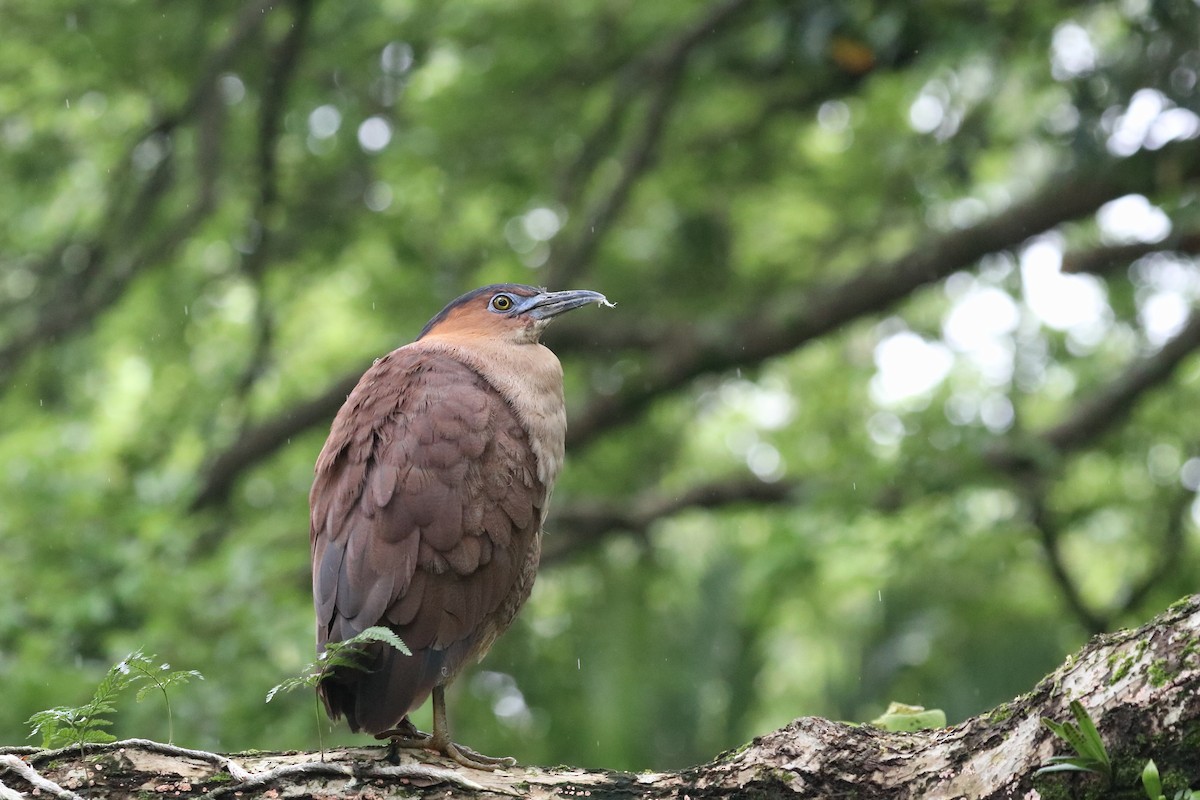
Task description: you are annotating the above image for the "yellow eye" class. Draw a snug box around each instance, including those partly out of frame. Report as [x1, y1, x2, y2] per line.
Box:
[491, 294, 514, 311]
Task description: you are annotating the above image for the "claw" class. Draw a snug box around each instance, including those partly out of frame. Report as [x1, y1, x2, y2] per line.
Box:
[382, 730, 514, 770]
[380, 687, 516, 771]
[439, 739, 517, 770]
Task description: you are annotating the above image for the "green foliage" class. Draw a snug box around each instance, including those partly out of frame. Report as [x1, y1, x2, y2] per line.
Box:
[1142, 759, 1199, 800]
[27, 674, 123, 754]
[25, 650, 202, 756]
[1037, 705, 1200, 798]
[266, 626, 410, 703]
[1037, 700, 1112, 783]
[127, 654, 203, 744]
[2, 0, 1199, 771]
[869, 702, 947, 732]
[1145, 759, 1165, 800]
[266, 626, 410, 756]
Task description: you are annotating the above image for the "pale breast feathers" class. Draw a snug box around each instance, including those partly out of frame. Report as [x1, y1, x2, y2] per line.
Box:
[310, 348, 546, 656]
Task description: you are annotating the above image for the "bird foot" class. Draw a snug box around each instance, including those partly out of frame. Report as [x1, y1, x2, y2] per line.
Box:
[381, 730, 515, 771]
[377, 718, 429, 745]
[438, 739, 517, 771]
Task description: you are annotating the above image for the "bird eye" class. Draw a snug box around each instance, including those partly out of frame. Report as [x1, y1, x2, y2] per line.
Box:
[490, 294, 515, 312]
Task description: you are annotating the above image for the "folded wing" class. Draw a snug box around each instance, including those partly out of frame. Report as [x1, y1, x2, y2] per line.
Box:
[310, 348, 545, 733]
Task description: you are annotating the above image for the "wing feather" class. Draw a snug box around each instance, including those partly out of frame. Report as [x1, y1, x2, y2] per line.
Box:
[310, 346, 545, 733]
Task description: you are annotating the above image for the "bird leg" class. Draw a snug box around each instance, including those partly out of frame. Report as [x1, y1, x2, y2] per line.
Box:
[430, 685, 517, 770]
[381, 686, 516, 771]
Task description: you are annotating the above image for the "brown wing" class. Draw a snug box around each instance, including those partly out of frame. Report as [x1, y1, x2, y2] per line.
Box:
[310, 346, 545, 733]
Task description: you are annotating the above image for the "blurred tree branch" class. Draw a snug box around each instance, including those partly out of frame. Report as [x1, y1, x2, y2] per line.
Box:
[547, 0, 755, 288]
[190, 370, 361, 510]
[990, 311, 1200, 633]
[552, 295, 1200, 574]
[233, 0, 316, 397]
[1018, 457, 1196, 636]
[1121, 479, 1195, 614]
[189, 137, 1200, 510]
[986, 307, 1200, 471]
[191, 0, 758, 508]
[543, 475, 797, 564]
[565, 137, 1200, 447]
[1042, 310, 1200, 453]
[1023, 484, 1109, 634]
[5, 595, 1199, 798]
[0, 0, 283, 385]
[7, 0, 1200, 767]
[159, 0, 283, 131]
[1061, 231, 1200, 277]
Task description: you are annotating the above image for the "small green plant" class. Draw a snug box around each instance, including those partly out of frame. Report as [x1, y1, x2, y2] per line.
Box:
[124, 651, 203, 744]
[267, 626, 410, 755]
[869, 701, 947, 732]
[1035, 700, 1112, 784]
[27, 668, 125, 756]
[266, 626, 410, 700]
[26, 650, 203, 757]
[1142, 760, 1199, 800]
[1038, 701, 1200, 799]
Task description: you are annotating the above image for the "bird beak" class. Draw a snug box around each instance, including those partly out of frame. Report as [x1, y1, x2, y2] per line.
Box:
[518, 289, 613, 320]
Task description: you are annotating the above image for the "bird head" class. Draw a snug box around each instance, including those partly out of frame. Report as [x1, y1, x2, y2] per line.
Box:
[417, 284, 611, 345]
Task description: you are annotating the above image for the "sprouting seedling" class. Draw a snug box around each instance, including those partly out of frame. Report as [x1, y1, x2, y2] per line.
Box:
[267, 626, 410, 757]
[1145, 759, 1167, 800]
[27, 664, 126, 759]
[25, 649, 203, 759]
[123, 650, 204, 744]
[1142, 759, 1200, 800]
[1035, 700, 1112, 785]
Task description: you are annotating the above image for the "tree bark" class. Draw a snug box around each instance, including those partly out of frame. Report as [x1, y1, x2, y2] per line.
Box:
[5, 595, 1199, 799]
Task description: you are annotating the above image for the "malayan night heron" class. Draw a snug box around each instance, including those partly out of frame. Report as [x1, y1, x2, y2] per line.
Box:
[310, 284, 610, 768]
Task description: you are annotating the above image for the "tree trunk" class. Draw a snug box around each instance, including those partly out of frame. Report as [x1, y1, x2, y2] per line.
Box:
[5, 595, 1199, 799]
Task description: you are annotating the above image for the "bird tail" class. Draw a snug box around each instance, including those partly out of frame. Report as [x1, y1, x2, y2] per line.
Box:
[317, 641, 457, 735]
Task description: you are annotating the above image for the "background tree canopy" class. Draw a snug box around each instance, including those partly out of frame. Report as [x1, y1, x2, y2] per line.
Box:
[2, 0, 1199, 772]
